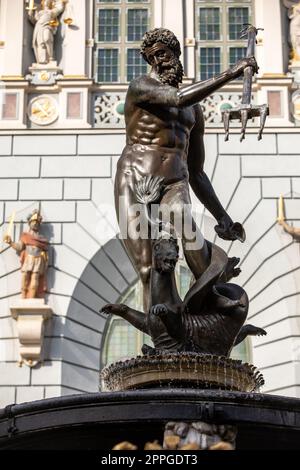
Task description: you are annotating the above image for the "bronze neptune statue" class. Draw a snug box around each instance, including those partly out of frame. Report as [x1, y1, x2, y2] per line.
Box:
[101, 28, 266, 392]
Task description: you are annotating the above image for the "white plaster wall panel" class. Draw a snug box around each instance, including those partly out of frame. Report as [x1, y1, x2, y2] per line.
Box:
[53, 245, 87, 280]
[64, 179, 91, 200]
[66, 298, 107, 333]
[62, 223, 100, 260]
[218, 134, 277, 155]
[255, 0, 284, 75]
[0, 270, 20, 298]
[31, 361, 62, 386]
[262, 178, 292, 198]
[4, 201, 39, 222]
[41, 223, 62, 245]
[1, 0, 24, 76]
[112, 155, 120, 181]
[162, 0, 184, 59]
[61, 0, 86, 76]
[292, 178, 300, 196]
[253, 317, 300, 348]
[13, 136, 77, 156]
[243, 155, 300, 177]
[0, 362, 30, 386]
[78, 134, 125, 155]
[47, 268, 78, 297]
[0, 136, 12, 155]
[59, 338, 100, 370]
[0, 317, 18, 339]
[80, 264, 120, 302]
[1, 157, 40, 178]
[77, 201, 118, 248]
[278, 134, 300, 154]
[0, 296, 19, 318]
[239, 227, 292, 287]
[0, 338, 19, 361]
[0, 246, 22, 277]
[249, 271, 300, 318]
[283, 199, 300, 220]
[104, 238, 137, 285]
[250, 295, 300, 329]
[91, 249, 129, 294]
[273, 387, 300, 398]
[92, 178, 115, 207]
[44, 386, 62, 399]
[61, 362, 99, 393]
[47, 294, 70, 318]
[19, 179, 63, 201]
[229, 200, 277, 263]
[261, 363, 298, 393]
[41, 156, 111, 178]
[47, 317, 102, 349]
[41, 201, 76, 222]
[202, 135, 218, 179]
[244, 242, 299, 301]
[210, 154, 241, 209]
[226, 178, 261, 222]
[0, 387, 15, 408]
[16, 386, 44, 404]
[252, 337, 295, 369]
[0, 202, 3, 224]
[73, 281, 108, 312]
[0, 180, 18, 200]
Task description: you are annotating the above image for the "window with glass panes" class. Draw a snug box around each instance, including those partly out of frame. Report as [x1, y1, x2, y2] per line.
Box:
[196, 0, 253, 80]
[94, 0, 152, 83]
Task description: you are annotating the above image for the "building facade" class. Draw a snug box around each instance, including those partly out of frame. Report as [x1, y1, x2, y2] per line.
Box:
[1, 0, 300, 407]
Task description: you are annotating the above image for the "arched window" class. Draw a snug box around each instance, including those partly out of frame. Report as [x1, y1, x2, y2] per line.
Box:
[101, 260, 252, 369]
[94, 0, 153, 83]
[195, 0, 254, 80]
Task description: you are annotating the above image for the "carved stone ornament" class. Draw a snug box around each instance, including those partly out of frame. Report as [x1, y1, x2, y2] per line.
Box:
[10, 299, 52, 367]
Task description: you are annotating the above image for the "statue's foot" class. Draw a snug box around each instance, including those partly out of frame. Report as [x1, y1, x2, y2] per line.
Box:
[150, 304, 168, 317]
[100, 303, 127, 316]
[223, 257, 241, 282]
[141, 344, 157, 356]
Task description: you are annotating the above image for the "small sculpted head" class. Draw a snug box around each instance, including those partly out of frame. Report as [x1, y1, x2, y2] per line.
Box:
[141, 28, 184, 87]
[152, 236, 179, 273]
[27, 210, 42, 232]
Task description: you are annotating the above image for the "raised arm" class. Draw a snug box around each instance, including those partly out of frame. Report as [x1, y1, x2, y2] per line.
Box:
[188, 105, 245, 242]
[129, 57, 257, 108]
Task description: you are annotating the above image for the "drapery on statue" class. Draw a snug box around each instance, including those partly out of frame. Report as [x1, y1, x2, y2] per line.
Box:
[114, 28, 257, 311]
[4, 210, 49, 299]
[284, 0, 300, 63]
[27, 0, 66, 65]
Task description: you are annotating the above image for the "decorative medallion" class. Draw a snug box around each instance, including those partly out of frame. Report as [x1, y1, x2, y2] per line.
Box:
[28, 94, 59, 126]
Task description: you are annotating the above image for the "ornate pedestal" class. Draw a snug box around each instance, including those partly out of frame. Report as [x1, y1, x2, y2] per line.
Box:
[26, 61, 63, 85]
[10, 299, 53, 367]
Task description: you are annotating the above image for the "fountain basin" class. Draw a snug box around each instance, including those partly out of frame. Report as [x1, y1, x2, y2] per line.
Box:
[0, 389, 299, 449]
[101, 353, 264, 393]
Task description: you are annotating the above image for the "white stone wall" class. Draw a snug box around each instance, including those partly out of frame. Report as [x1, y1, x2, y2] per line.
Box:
[0, 130, 300, 408]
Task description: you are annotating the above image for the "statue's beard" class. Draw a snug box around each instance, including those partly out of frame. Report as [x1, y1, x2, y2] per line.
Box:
[158, 58, 184, 88]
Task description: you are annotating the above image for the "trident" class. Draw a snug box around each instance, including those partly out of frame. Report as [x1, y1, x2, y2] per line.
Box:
[222, 24, 269, 142]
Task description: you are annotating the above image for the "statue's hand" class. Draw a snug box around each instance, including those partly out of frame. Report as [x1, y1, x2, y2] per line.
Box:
[100, 303, 128, 317]
[215, 215, 246, 243]
[233, 56, 259, 76]
[3, 235, 12, 245]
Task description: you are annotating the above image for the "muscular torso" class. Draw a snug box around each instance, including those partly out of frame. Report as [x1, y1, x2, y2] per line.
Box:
[117, 77, 198, 186]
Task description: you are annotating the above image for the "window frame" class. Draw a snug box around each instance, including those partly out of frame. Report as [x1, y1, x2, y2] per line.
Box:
[195, 0, 254, 81]
[94, 0, 152, 84]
